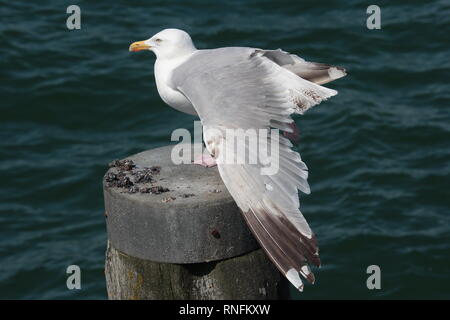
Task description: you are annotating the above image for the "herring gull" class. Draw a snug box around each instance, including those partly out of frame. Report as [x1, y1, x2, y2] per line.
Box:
[129, 28, 346, 291]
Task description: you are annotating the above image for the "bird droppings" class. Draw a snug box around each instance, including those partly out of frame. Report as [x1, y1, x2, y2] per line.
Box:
[128, 185, 140, 194]
[105, 159, 168, 194]
[181, 193, 195, 198]
[109, 159, 136, 171]
[162, 196, 176, 203]
[150, 186, 170, 194]
[133, 169, 154, 183]
[128, 185, 169, 194]
[149, 166, 161, 175]
[105, 172, 133, 188]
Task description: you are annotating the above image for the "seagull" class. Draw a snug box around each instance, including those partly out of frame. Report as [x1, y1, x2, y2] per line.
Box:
[129, 28, 346, 291]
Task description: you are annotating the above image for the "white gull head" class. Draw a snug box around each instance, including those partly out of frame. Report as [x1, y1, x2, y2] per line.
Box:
[129, 28, 197, 60]
[129, 28, 198, 115]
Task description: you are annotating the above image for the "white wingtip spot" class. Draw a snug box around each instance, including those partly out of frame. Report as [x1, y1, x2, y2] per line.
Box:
[286, 268, 303, 291]
[328, 67, 346, 80]
[301, 265, 311, 276]
[299, 265, 315, 284]
[265, 183, 273, 191]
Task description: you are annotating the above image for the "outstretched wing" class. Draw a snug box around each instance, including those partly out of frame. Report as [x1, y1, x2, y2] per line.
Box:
[170, 47, 344, 290]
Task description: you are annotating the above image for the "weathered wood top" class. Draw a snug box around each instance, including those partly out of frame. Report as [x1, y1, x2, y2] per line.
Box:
[104, 144, 259, 263]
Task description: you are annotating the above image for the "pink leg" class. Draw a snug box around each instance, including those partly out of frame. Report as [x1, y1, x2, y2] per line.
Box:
[193, 154, 217, 168]
[283, 122, 300, 144]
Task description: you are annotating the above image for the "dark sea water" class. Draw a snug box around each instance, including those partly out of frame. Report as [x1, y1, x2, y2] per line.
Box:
[1, 0, 449, 299]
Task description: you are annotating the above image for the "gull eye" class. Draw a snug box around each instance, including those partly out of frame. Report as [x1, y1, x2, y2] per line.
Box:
[154, 38, 162, 43]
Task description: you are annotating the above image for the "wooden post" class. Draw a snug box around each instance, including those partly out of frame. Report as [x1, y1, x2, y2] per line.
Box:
[103, 145, 281, 299]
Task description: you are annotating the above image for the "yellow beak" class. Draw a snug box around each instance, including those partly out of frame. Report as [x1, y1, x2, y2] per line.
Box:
[129, 40, 151, 52]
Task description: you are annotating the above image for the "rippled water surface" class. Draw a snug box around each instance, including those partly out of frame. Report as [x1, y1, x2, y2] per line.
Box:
[1, 0, 449, 299]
